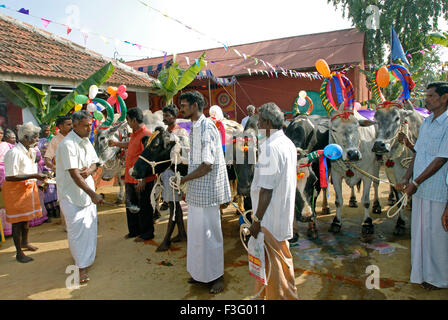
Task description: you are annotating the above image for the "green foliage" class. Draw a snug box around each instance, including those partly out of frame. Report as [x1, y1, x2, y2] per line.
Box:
[0, 62, 114, 125]
[328, 0, 448, 65]
[151, 52, 206, 104]
[429, 31, 448, 47]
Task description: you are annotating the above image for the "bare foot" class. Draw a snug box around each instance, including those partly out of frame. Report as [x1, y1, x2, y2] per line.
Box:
[156, 241, 171, 252]
[124, 233, 137, 240]
[16, 252, 33, 263]
[171, 234, 187, 243]
[188, 277, 202, 284]
[21, 243, 38, 251]
[210, 276, 224, 294]
[134, 236, 145, 243]
[421, 282, 441, 290]
[79, 268, 90, 283]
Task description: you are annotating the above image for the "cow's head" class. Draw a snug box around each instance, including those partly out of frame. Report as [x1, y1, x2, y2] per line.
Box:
[235, 114, 259, 196]
[129, 126, 177, 179]
[285, 115, 317, 155]
[372, 101, 414, 154]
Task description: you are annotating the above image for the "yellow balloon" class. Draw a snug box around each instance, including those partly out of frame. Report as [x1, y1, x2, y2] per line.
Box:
[299, 90, 307, 99]
[74, 104, 82, 111]
[315, 59, 331, 78]
[376, 66, 390, 88]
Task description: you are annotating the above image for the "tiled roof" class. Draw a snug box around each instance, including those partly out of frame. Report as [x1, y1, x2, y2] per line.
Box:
[126, 28, 365, 77]
[0, 13, 155, 89]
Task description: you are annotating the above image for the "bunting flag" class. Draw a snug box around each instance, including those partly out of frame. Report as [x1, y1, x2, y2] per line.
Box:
[17, 8, 29, 15]
[185, 56, 190, 66]
[41, 18, 50, 28]
[233, 49, 242, 57]
[66, 26, 72, 35]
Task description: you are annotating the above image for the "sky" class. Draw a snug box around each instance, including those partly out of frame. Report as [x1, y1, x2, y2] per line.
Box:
[0, 0, 447, 62]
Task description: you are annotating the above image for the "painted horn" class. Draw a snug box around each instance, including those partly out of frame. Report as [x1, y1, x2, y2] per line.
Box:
[93, 98, 114, 127]
[117, 95, 128, 122]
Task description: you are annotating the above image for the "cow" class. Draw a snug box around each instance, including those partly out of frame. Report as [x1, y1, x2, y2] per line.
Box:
[371, 101, 423, 235]
[327, 104, 382, 237]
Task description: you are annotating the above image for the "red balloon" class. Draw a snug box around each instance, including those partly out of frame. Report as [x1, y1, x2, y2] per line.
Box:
[117, 85, 127, 95]
[107, 96, 117, 105]
[120, 92, 128, 100]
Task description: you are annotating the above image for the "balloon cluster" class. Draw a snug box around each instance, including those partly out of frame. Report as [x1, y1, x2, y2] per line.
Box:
[74, 85, 104, 121]
[107, 85, 128, 113]
[374, 64, 415, 105]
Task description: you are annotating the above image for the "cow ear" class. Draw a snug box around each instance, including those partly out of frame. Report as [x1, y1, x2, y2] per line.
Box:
[141, 136, 150, 148]
[401, 109, 414, 118]
[359, 119, 375, 127]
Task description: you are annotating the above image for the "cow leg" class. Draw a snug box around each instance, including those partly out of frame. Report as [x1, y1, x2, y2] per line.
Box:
[321, 189, 331, 215]
[349, 186, 358, 208]
[361, 179, 374, 235]
[393, 190, 406, 236]
[372, 181, 382, 214]
[329, 174, 343, 233]
[236, 195, 245, 215]
[116, 175, 125, 204]
[388, 185, 396, 206]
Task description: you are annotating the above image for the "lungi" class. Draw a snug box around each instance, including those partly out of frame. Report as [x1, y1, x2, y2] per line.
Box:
[60, 199, 97, 269]
[187, 205, 224, 283]
[3, 180, 42, 224]
[29, 188, 48, 227]
[411, 196, 448, 288]
[254, 227, 298, 300]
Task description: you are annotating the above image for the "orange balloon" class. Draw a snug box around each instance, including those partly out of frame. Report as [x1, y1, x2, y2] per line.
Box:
[376, 66, 390, 88]
[107, 86, 117, 96]
[315, 59, 331, 78]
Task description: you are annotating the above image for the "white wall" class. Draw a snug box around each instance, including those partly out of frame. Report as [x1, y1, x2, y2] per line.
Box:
[22, 107, 39, 125]
[136, 92, 149, 111]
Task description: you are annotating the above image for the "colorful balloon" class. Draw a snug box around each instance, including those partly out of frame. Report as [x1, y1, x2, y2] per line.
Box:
[107, 96, 117, 106]
[121, 92, 128, 100]
[323, 144, 343, 160]
[74, 104, 83, 111]
[93, 110, 103, 121]
[74, 95, 88, 105]
[315, 59, 331, 78]
[354, 102, 362, 111]
[89, 85, 99, 99]
[87, 103, 97, 112]
[107, 86, 117, 96]
[376, 66, 390, 88]
[299, 90, 307, 99]
[297, 97, 306, 107]
[117, 85, 127, 95]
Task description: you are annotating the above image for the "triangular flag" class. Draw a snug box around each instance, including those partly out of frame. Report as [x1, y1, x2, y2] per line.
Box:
[261, 60, 267, 67]
[195, 59, 199, 66]
[81, 30, 89, 46]
[391, 26, 410, 65]
[173, 53, 177, 63]
[223, 44, 228, 51]
[41, 19, 51, 28]
[135, 44, 142, 50]
[18, 8, 29, 15]
[254, 58, 258, 66]
[66, 27, 72, 35]
[233, 49, 242, 57]
[247, 68, 251, 76]
[185, 56, 190, 65]
[242, 53, 247, 60]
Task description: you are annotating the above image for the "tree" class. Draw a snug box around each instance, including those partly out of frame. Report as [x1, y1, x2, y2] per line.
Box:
[327, 0, 448, 65]
[0, 62, 114, 125]
[151, 52, 206, 105]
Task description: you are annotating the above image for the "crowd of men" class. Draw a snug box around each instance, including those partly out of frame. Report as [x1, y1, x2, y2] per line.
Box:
[1, 83, 448, 298]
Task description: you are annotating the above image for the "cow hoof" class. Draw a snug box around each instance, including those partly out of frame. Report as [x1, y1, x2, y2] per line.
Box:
[361, 218, 374, 235]
[329, 223, 341, 233]
[288, 232, 299, 244]
[349, 198, 358, 208]
[115, 198, 125, 205]
[388, 199, 396, 206]
[393, 218, 406, 236]
[320, 207, 331, 215]
[298, 215, 313, 223]
[307, 228, 319, 240]
[372, 203, 382, 214]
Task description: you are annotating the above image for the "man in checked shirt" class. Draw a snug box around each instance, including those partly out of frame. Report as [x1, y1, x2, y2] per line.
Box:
[179, 91, 232, 294]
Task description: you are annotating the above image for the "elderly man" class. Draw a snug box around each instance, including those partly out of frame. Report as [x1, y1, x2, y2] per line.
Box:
[56, 111, 103, 283]
[249, 102, 298, 300]
[179, 91, 232, 294]
[157, 104, 189, 252]
[241, 105, 256, 129]
[3, 122, 48, 263]
[397, 82, 448, 290]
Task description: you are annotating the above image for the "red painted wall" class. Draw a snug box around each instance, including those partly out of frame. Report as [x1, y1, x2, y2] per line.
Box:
[6, 101, 23, 128]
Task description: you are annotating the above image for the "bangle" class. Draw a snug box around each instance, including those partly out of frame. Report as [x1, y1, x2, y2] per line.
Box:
[411, 180, 419, 188]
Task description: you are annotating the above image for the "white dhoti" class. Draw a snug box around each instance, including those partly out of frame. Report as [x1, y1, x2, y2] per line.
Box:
[60, 199, 98, 269]
[187, 205, 224, 283]
[411, 196, 448, 288]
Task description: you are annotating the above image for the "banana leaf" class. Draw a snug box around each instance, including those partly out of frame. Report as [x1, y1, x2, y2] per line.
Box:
[42, 62, 115, 123]
[177, 52, 206, 91]
[16, 83, 46, 120]
[0, 81, 34, 109]
[429, 31, 448, 47]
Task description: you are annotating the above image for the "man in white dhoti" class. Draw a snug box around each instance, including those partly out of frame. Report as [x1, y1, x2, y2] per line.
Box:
[397, 82, 448, 290]
[249, 103, 298, 300]
[179, 91, 232, 294]
[56, 111, 103, 283]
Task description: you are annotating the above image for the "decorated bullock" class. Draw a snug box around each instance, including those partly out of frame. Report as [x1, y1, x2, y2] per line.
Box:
[316, 59, 381, 236]
[368, 64, 424, 235]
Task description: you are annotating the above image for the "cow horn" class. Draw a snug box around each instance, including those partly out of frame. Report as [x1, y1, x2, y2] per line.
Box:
[93, 98, 114, 127]
[338, 101, 345, 113]
[117, 95, 128, 122]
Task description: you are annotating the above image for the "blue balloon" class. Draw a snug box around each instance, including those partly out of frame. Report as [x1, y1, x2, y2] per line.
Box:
[323, 144, 343, 160]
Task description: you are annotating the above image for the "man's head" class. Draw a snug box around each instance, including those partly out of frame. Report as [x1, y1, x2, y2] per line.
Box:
[72, 111, 93, 139]
[17, 122, 41, 148]
[179, 91, 205, 120]
[56, 116, 72, 136]
[257, 102, 284, 132]
[426, 82, 448, 113]
[40, 124, 51, 138]
[247, 105, 256, 116]
[162, 104, 179, 127]
[4, 129, 16, 144]
[126, 107, 144, 132]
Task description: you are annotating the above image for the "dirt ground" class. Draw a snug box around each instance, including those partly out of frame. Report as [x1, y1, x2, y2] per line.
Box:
[1, 172, 448, 300]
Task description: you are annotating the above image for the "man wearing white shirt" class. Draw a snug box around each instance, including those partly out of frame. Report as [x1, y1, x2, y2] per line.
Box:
[249, 102, 298, 300]
[241, 105, 256, 129]
[56, 111, 103, 283]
